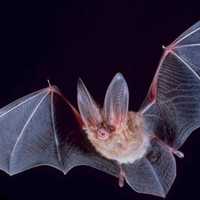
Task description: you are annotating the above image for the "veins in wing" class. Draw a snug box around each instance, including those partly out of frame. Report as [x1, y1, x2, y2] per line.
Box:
[145, 158, 165, 196]
[0, 89, 47, 118]
[9, 90, 50, 168]
[142, 22, 200, 114]
[170, 50, 200, 81]
[50, 91, 62, 163]
[171, 23, 200, 47]
[173, 43, 200, 49]
[142, 45, 200, 114]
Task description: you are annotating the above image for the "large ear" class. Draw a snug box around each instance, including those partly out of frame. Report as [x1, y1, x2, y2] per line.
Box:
[103, 73, 129, 127]
[77, 78, 102, 127]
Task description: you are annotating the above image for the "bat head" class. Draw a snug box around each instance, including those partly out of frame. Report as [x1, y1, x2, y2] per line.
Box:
[77, 73, 149, 163]
[77, 72, 129, 134]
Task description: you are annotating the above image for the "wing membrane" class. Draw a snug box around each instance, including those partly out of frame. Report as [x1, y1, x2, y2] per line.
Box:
[0, 86, 118, 176]
[141, 21, 200, 149]
[123, 139, 176, 197]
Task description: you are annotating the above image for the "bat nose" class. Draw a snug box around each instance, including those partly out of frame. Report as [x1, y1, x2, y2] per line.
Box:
[97, 128, 110, 140]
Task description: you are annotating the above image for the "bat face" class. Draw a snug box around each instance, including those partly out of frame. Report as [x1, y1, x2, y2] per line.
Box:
[77, 73, 150, 164]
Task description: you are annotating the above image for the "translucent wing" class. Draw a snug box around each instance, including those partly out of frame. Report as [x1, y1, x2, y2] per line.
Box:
[123, 139, 176, 198]
[0, 86, 118, 176]
[127, 21, 200, 197]
[140, 21, 200, 149]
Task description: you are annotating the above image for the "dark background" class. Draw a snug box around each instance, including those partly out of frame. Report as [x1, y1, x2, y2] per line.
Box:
[1, 0, 200, 200]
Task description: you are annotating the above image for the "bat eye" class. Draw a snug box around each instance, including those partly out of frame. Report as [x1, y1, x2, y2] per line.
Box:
[97, 129, 110, 140]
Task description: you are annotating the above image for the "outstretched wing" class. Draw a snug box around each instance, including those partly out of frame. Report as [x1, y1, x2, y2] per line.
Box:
[140, 21, 200, 149]
[0, 85, 118, 176]
[123, 21, 200, 198]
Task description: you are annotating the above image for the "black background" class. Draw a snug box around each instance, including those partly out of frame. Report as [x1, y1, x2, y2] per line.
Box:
[1, 0, 200, 200]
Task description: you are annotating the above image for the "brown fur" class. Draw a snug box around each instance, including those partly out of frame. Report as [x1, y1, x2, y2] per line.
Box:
[84, 112, 149, 163]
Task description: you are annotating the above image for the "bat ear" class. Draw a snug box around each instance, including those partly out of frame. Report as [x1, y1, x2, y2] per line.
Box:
[77, 78, 102, 127]
[103, 73, 129, 127]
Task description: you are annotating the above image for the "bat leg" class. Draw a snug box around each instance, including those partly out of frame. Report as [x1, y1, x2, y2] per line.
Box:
[118, 164, 125, 187]
[155, 137, 184, 158]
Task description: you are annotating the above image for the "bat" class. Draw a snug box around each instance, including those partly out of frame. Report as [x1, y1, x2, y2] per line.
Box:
[1, 20, 200, 198]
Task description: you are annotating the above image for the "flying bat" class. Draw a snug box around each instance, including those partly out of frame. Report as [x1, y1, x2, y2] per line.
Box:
[1, 21, 200, 198]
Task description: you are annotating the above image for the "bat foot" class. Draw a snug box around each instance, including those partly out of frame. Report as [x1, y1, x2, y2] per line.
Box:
[155, 137, 184, 158]
[172, 149, 184, 158]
